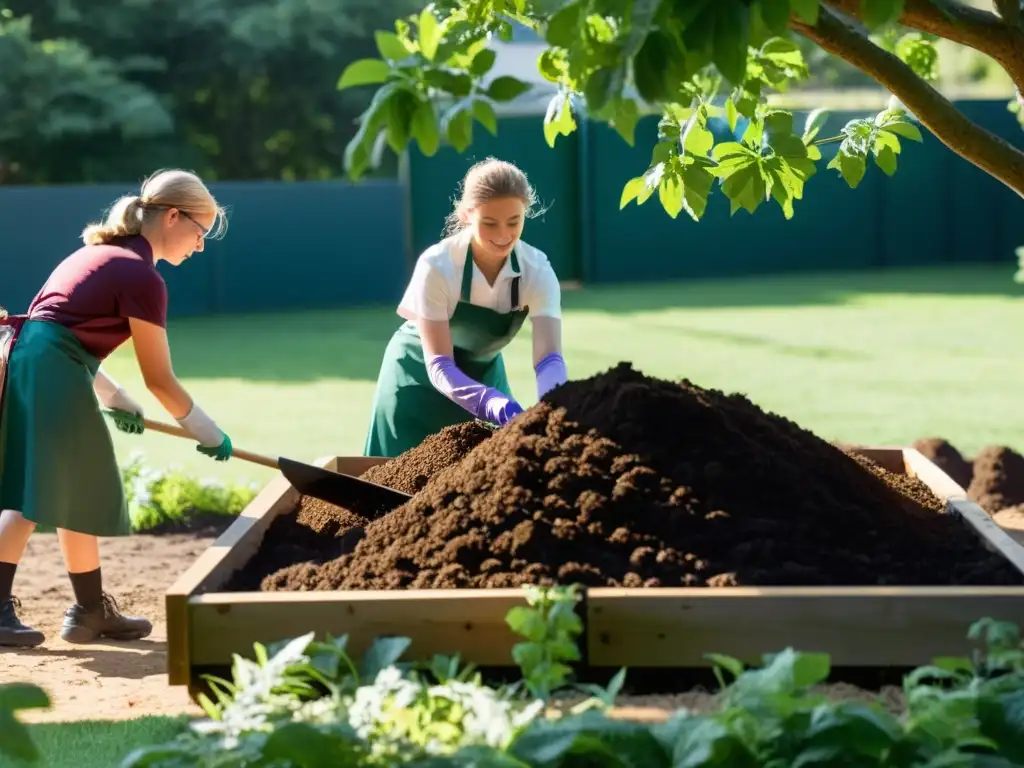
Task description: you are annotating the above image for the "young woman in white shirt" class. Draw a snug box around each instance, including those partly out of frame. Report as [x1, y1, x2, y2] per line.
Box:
[364, 157, 568, 458]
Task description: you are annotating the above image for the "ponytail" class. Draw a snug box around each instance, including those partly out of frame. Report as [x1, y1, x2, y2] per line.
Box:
[80, 195, 145, 246]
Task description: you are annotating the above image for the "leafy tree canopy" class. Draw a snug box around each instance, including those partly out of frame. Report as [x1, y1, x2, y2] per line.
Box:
[339, 0, 1024, 222]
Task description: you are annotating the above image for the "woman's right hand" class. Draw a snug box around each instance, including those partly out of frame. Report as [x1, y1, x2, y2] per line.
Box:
[196, 434, 232, 461]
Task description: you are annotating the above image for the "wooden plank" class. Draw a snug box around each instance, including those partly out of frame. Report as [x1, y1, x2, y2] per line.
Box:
[586, 587, 1024, 667]
[165, 469, 303, 685]
[848, 446, 906, 474]
[903, 448, 1024, 577]
[188, 589, 527, 667]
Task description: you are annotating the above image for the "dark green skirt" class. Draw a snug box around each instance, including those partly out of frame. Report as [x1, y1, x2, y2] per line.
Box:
[0, 319, 129, 536]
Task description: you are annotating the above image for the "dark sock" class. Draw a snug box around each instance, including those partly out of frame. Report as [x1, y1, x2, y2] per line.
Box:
[0, 561, 15, 604]
[69, 568, 103, 610]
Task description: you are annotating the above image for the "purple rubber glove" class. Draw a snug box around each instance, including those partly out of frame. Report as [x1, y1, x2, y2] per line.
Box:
[535, 352, 568, 399]
[427, 355, 524, 426]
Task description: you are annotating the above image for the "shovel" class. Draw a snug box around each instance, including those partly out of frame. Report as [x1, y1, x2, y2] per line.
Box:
[108, 413, 413, 516]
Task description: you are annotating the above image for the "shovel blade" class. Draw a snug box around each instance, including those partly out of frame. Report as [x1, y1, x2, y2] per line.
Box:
[277, 457, 411, 518]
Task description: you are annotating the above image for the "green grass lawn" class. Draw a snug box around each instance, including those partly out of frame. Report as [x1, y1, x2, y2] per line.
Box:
[9, 717, 189, 768]
[98, 263, 1024, 487]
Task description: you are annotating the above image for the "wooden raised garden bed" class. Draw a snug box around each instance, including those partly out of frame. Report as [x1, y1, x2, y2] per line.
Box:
[166, 448, 1024, 695]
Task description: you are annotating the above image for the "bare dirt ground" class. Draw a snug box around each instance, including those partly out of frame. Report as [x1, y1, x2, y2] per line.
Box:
[0, 531, 214, 724]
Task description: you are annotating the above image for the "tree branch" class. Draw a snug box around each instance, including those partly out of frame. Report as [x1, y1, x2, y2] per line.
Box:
[791, 6, 1024, 199]
[823, 0, 1024, 94]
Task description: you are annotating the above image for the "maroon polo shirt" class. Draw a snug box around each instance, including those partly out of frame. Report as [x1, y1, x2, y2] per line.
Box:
[27, 235, 168, 361]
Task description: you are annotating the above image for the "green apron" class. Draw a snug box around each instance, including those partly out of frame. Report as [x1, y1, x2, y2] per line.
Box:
[364, 247, 529, 458]
[0, 319, 129, 536]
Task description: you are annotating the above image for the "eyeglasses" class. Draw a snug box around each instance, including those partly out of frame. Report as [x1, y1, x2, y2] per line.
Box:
[179, 210, 211, 239]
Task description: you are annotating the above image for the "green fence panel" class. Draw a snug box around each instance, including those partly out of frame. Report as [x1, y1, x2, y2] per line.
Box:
[205, 180, 407, 314]
[406, 116, 583, 281]
[586, 112, 885, 283]
[0, 180, 407, 319]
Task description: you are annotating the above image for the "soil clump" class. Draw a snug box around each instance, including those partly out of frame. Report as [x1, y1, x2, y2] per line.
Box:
[362, 421, 495, 494]
[912, 437, 974, 489]
[967, 445, 1024, 515]
[252, 363, 1019, 592]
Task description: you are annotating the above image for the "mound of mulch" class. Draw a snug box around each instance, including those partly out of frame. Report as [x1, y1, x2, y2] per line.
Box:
[362, 421, 495, 494]
[912, 437, 974, 490]
[253, 363, 1019, 592]
[968, 445, 1024, 515]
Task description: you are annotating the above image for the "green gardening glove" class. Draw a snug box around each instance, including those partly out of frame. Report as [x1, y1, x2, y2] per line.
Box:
[197, 434, 232, 462]
[106, 408, 144, 435]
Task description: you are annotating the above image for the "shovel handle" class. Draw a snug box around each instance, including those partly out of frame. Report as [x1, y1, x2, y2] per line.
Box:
[139, 417, 281, 470]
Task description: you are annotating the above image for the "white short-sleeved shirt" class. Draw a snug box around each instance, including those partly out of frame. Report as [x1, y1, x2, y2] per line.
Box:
[397, 231, 562, 322]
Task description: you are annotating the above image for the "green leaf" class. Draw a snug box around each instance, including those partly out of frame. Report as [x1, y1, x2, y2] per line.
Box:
[611, 98, 640, 145]
[805, 704, 901, 757]
[979, 690, 1024, 762]
[682, 116, 714, 157]
[384, 89, 418, 154]
[0, 684, 50, 763]
[445, 107, 473, 152]
[722, 160, 766, 215]
[760, 0, 792, 35]
[487, 76, 532, 102]
[359, 636, 411, 681]
[874, 144, 897, 176]
[860, 0, 905, 29]
[546, 1, 582, 47]
[263, 723, 357, 765]
[829, 149, 867, 188]
[506, 606, 548, 642]
[424, 69, 473, 98]
[802, 107, 830, 142]
[337, 59, 391, 90]
[633, 31, 675, 103]
[472, 98, 498, 136]
[375, 31, 410, 61]
[512, 641, 545, 671]
[791, 0, 820, 24]
[659, 170, 684, 218]
[411, 99, 441, 155]
[418, 9, 442, 61]
[725, 97, 739, 132]
[470, 48, 497, 76]
[681, 163, 715, 221]
[620, 175, 652, 208]
[543, 92, 577, 147]
[882, 120, 923, 142]
[538, 49, 564, 83]
[585, 67, 620, 113]
[712, 1, 751, 85]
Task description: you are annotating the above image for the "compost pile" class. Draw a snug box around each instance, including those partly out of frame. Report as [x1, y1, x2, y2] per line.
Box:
[912, 439, 1024, 516]
[249, 363, 1019, 592]
[361, 421, 494, 494]
[224, 421, 493, 591]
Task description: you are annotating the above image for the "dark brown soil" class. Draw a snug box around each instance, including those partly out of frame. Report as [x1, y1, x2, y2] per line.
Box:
[224, 496, 368, 591]
[362, 421, 495, 494]
[224, 424, 494, 591]
[249, 363, 1020, 592]
[913, 437, 974, 489]
[968, 445, 1024, 515]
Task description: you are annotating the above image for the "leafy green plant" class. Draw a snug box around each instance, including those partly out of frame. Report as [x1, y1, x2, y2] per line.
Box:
[108, 612, 1024, 767]
[120, 451, 259, 532]
[0, 683, 50, 763]
[121, 629, 544, 767]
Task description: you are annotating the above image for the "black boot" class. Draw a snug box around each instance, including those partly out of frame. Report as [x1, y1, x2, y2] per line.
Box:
[60, 592, 152, 643]
[0, 596, 45, 648]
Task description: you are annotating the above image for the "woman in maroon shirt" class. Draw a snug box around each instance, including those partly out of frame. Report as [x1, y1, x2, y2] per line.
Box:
[0, 169, 235, 648]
